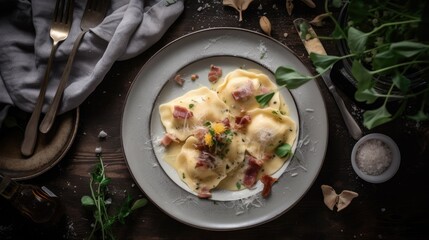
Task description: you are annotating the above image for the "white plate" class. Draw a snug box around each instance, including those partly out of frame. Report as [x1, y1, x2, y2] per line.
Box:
[122, 28, 328, 230]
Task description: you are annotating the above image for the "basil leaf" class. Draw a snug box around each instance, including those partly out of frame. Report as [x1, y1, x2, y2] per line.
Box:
[347, 27, 368, 53]
[390, 41, 429, 58]
[363, 105, 392, 129]
[81, 195, 95, 206]
[408, 109, 429, 122]
[373, 49, 398, 71]
[255, 92, 275, 108]
[131, 198, 148, 211]
[354, 88, 379, 104]
[275, 143, 292, 158]
[392, 72, 410, 93]
[275, 66, 314, 89]
[310, 53, 342, 73]
[351, 60, 373, 89]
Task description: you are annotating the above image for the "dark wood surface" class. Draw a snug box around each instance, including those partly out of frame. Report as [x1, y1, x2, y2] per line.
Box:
[1, 1, 428, 239]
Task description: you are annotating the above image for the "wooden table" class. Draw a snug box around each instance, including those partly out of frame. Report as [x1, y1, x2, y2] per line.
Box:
[1, 1, 428, 239]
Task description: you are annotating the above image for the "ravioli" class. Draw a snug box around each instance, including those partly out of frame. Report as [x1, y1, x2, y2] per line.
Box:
[216, 69, 287, 115]
[244, 108, 296, 159]
[159, 68, 297, 198]
[159, 87, 230, 141]
[175, 131, 246, 196]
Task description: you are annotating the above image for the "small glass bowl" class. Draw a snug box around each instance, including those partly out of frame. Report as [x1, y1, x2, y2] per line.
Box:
[351, 133, 401, 183]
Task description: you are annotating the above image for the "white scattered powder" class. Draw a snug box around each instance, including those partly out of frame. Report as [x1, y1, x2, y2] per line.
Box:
[355, 139, 392, 175]
[98, 130, 108, 138]
[95, 146, 103, 154]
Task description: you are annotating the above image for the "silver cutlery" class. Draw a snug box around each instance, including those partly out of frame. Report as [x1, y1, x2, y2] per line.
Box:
[39, 0, 110, 134]
[21, 0, 73, 157]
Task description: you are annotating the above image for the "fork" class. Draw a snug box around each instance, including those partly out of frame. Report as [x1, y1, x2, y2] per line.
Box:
[21, 0, 73, 157]
[39, 0, 110, 134]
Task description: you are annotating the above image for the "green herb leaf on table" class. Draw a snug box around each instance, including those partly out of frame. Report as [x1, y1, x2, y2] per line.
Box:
[392, 72, 411, 93]
[309, 53, 342, 73]
[82, 155, 147, 240]
[390, 41, 429, 58]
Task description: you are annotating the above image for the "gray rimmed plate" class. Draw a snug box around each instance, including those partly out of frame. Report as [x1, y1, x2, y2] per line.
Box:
[121, 28, 328, 230]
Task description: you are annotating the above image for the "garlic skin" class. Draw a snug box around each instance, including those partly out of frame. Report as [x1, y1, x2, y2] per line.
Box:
[259, 16, 272, 36]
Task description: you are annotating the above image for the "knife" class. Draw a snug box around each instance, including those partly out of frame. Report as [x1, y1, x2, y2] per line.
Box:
[294, 18, 363, 140]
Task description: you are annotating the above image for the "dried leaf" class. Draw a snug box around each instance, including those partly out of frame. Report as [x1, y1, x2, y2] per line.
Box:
[223, 0, 254, 22]
[321, 185, 359, 212]
[309, 12, 332, 27]
[286, 0, 293, 16]
[259, 16, 272, 36]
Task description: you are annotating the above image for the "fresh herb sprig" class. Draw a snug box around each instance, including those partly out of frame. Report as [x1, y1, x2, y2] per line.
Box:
[257, 0, 429, 129]
[81, 155, 147, 240]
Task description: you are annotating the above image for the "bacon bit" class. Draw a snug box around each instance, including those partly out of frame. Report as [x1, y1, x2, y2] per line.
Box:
[173, 74, 185, 86]
[173, 105, 193, 119]
[197, 187, 212, 199]
[221, 118, 230, 128]
[235, 115, 251, 129]
[160, 133, 178, 147]
[195, 151, 216, 169]
[191, 74, 199, 81]
[208, 65, 222, 83]
[193, 127, 208, 141]
[261, 175, 277, 198]
[231, 81, 255, 101]
[243, 154, 263, 188]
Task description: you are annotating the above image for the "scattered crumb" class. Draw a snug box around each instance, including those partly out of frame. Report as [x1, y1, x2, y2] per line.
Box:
[291, 172, 298, 177]
[95, 147, 102, 154]
[283, 33, 289, 38]
[98, 130, 108, 138]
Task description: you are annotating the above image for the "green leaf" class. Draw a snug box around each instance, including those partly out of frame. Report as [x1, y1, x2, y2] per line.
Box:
[331, 23, 345, 39]
[255, 92, 275, 108]
[100, 177, 111, 187]
[275, 143, 292, 158]
[351, 60, 373, 89]
[392, 72, 410, 93]
[310, 53, 342, 73]
[373, 49, 398, 71]
[354, 88, 379, 104]
[275, 66, 314, 89]
[347, 27, 368, 53]
[407, 109, 429, 121]
[131, 198, 147, 211]
[390, 41, 429, 58]
[363, 105, 392, 129]
[81, 195, 95, 206]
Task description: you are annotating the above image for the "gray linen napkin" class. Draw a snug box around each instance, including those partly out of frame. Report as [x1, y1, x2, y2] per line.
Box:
[0, 0, 184, 125]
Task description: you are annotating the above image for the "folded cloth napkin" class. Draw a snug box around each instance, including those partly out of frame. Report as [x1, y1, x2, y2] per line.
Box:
[0, 0, 184, 125]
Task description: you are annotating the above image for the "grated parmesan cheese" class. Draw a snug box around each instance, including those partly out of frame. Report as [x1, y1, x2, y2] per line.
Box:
[355, 139, 392, 176]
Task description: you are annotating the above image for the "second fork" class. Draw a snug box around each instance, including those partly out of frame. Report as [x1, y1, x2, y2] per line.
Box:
[39, 0, 110, 134]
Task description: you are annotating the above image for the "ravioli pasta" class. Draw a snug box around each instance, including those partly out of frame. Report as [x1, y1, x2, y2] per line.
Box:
[159, 69, 297, 198]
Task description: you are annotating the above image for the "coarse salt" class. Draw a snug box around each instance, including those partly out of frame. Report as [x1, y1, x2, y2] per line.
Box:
[355, 139, 392, 175]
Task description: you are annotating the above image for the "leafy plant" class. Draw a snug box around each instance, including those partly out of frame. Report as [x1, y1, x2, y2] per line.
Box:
[257, 0, 429, 129]
[81, 155, 147, 240]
